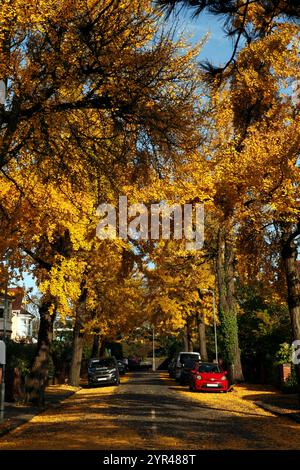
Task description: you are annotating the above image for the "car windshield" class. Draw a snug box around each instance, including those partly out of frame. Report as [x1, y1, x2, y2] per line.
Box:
[198, 363, 221, 373]
[179, 353, 199, 364]
[89, 359, 115, 368]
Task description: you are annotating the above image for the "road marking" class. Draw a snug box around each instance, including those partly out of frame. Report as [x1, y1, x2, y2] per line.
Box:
[151, 408, 157, 433]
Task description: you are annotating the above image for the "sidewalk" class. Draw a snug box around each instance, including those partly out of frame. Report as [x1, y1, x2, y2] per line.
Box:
[234, 383, 300, 423]
[0, 384, 79, 437]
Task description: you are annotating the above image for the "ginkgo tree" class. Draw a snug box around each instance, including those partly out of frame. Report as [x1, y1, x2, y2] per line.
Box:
[200, 16, 300, 386]
[143, 238, 216, 361]
[3, 0, 299, 401]
[226, 22, 300, 394]
[0, 0, 206, 401]
[157, 0, 300, 391]
[0, 0, 201, 175]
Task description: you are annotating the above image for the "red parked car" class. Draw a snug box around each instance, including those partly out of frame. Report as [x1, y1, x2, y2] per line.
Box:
[189, 362, 229, 392]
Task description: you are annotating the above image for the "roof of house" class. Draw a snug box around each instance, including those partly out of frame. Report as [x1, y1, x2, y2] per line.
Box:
[0, 287, 35, 320]
[8, 287, 25, 310]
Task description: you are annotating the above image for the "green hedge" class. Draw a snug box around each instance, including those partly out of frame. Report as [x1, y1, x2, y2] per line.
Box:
[6, 340, 37, 377]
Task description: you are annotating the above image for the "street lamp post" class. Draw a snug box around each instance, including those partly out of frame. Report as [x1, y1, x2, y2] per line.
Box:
[0, 252, 9, 422]
[203, 289, 218, 363]
[152, 326, 156, 372]
[0, 277, 8, 422]
[0, 80, 8, 422]
[0, 80, 6, 105]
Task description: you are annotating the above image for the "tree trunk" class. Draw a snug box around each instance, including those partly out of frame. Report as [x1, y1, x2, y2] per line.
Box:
[281, 222, 300, 404]
[183, 320, 193, 351]
[183, 325, 189, 351]
[196, 311, 208, 361]
[216, 229, 244, 384]
[187, 319, 193, 351]
[91, 335, 100, 358]
[25, 296, 56, 405]
[99, 337, 106, 357]
[69, 288, 87, 387]
[69, 316, 84, 387]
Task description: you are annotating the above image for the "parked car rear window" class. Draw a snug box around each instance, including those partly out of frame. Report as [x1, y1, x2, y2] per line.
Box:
[89, 359, 115, 368]
[183, 358, 199, 368]
[198, 363, 221, 373]
[179, 353, 199, 364]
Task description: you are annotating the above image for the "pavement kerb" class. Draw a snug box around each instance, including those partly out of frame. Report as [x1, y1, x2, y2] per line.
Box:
[255, 400, 300, 424]
[0, 386, 81, 438]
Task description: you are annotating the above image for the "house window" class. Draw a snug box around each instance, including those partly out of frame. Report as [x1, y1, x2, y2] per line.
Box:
[0, 308, 4, 319]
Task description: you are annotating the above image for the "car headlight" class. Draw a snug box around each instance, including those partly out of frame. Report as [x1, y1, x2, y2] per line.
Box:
[221, 375, 227, 381]
[196, 375, 202, 380]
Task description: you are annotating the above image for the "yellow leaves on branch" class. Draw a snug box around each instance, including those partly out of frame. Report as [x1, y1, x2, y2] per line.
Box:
[39, 258, 87, 318]
[145, 240, 216, 335]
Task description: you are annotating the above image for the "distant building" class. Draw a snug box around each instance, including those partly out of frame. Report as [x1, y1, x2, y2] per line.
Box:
[53, 318, 73, 340]
[0, 291, 13, 339]
[0, 287, 35, 342]
[10, 287, 35, 341]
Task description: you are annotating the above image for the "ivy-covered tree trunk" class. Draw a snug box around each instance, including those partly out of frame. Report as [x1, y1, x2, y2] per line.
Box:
[217, 229, 244, 384]
[25, 296, 56, 406]
[281, 222, 300, 404]
[196, 311, 208, 361]
[69, 288, 87, 387]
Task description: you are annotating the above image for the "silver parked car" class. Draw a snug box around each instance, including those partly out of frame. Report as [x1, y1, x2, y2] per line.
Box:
[174, 352, 201, 381]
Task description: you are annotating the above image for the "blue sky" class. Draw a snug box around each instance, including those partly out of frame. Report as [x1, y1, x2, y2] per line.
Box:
[168, 10, 233, 66]
[21, 11, 232, 295]
[23, 272, 37, 293]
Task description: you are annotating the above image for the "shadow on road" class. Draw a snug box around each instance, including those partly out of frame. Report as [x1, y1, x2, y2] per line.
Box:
[1, 372, 300, 450]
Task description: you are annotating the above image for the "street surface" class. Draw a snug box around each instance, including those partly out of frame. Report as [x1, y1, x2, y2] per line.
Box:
[0, 372, 299, 450]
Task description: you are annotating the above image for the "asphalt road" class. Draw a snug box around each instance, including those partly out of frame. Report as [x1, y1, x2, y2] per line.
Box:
[0, 372, 299, 450]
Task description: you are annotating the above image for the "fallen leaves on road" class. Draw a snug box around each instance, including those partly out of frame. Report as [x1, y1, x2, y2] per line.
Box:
[1, 373, 300, 450]
[0, 377, 144, 451]
[161, 374, 300, 449]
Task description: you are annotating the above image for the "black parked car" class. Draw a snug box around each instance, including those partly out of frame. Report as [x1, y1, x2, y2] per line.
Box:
[179, 357, 200, 385]
[168, 358, 176, 378]
[117, 360, 126, 375]
[88, 357, 120, 386]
